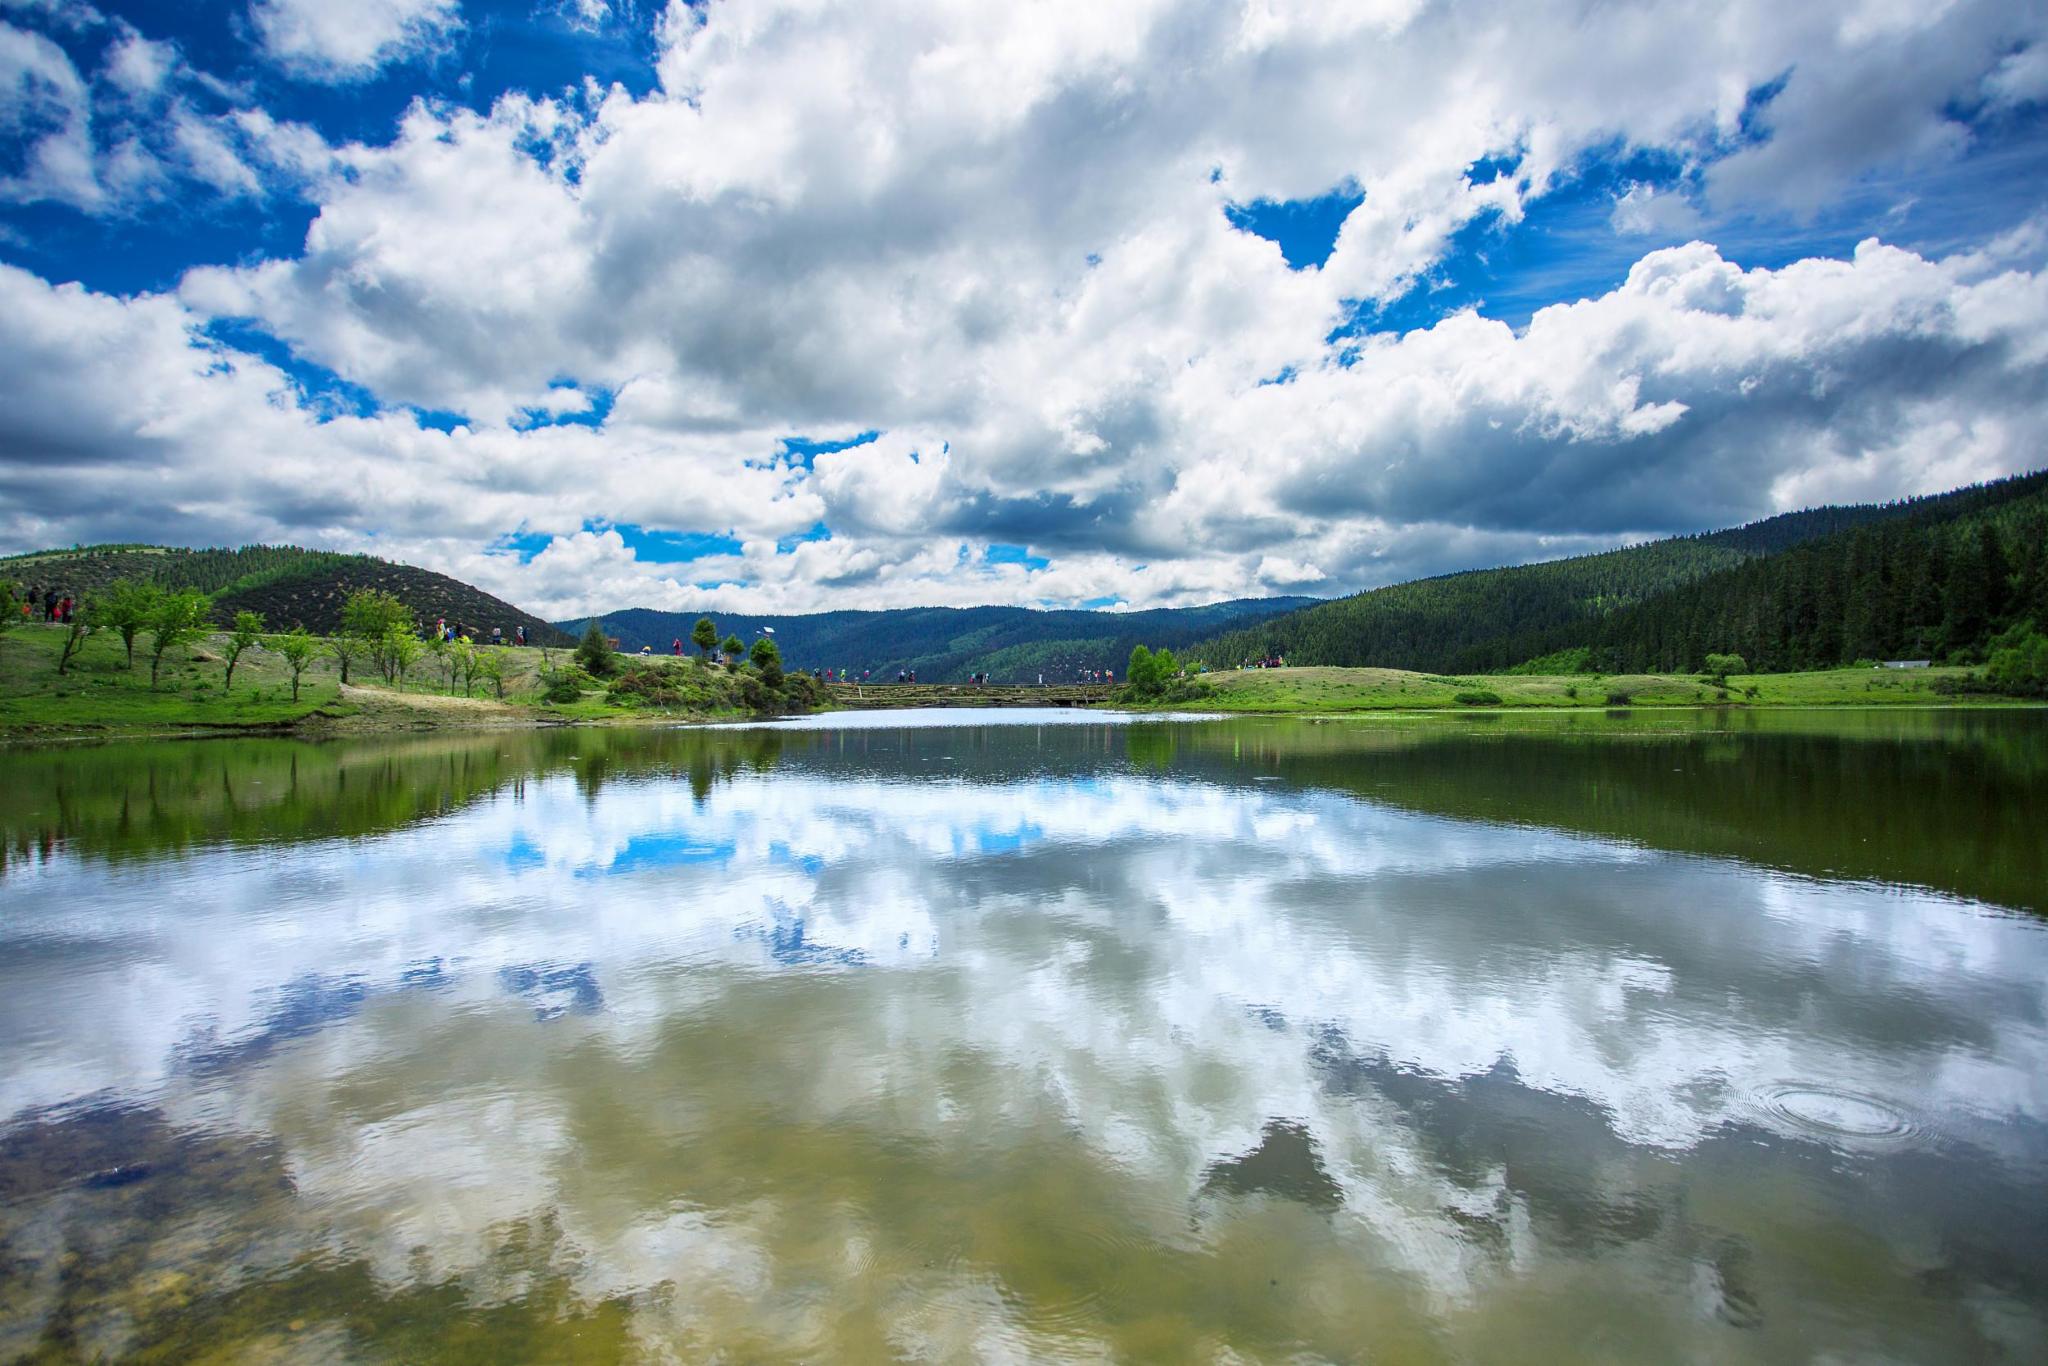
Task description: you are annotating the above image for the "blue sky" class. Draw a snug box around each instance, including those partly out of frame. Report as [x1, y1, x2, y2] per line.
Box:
[3, 1, 2046, 616]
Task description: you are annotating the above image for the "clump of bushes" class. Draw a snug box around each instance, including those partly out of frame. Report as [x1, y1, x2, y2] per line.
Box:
[1115, 644, 1214, 704]
[542, 666, 596, 703]
[1453, 689, 1502, 706]
[607, 666, 686, 707]
[591, 655, 827, 716]
[1605, 689, 1634, 707]
[1983, 620, 2047, 696]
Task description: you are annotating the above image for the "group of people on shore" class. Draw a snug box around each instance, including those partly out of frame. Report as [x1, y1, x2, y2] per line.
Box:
[10, 584, 78, 625]
[433, 618, 529, 647]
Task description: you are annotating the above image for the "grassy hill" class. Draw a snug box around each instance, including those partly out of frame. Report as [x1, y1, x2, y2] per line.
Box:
[1, 545, 575, 646]
[565, 598, 1319, 683]
[1192, 470, 2048, 674]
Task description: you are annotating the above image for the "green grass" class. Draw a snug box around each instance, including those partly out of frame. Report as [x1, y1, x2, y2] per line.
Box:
[1137, 664, 2024, 714]
[0, 627, 585, 738]
[0, 623, 350, 736]
[0, 625, 846, 741]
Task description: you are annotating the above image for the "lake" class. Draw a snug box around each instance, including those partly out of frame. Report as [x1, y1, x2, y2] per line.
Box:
[2, 708, 2044, 1361]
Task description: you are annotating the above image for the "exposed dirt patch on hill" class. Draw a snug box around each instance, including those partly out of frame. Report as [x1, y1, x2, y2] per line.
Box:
[302, 684, 562, 736]
[338, 684, 505, 712]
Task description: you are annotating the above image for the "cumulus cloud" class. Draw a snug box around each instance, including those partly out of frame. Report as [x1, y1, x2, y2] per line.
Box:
[249, 0, 464, 83]
[1, 0, 2045, 613]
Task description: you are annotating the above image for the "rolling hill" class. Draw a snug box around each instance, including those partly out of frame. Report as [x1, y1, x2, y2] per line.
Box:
[563, 599, 1319, 683]
[0, 545, 576, 646]
[1191, 470, 2048, 674]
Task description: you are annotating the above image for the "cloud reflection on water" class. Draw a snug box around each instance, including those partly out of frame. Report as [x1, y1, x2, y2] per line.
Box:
[1, 719, 2045, 1358]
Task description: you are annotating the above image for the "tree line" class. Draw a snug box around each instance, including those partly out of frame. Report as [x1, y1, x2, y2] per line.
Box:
[1546, 495, 2048, 686]
[1191, 469, 2048, 683]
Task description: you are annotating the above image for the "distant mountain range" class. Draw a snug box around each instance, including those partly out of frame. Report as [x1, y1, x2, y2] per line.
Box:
[0, 544, 576, 646]
[1192, 470, 2048, 674]
[561, 600, 1320, 683]
[13, 466, 2041, 682]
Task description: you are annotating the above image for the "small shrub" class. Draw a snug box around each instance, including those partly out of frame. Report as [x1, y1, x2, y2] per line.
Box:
[541, 665, 595, 704]
[1453, 689, 1502, 706]
[1564, 685, 1578, 699]
[1604, 689, 1633, 706]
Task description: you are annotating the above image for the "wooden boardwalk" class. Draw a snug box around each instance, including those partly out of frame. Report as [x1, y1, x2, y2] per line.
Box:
[825, 682, 1114, 709]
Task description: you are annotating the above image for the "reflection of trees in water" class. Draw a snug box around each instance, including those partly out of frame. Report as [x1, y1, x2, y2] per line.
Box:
[4, 712, 2040, 910]
[1167, 713, 2048, 914]
[0, 727, 792, 868]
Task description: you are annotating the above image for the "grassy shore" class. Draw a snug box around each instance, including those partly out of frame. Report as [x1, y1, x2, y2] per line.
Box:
[1140, 664, 2031, 713]
[0, 625, 770, 742]
[6, 622, 2036, 742]
[0, 621, 354, 738]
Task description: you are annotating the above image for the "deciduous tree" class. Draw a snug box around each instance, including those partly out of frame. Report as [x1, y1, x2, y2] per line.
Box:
[56, 592, 96, 675]
[99, 579, 161, 668]
[222, 610, 265, 691]
[146, 589, 211, 687]
[274, 627, 318, 701]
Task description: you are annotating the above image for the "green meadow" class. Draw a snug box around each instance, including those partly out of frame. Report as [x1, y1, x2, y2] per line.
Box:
[1151, 664, 2022, 713]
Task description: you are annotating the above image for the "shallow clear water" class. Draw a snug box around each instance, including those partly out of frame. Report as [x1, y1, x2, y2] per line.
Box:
[1, 709, 2045, 1361]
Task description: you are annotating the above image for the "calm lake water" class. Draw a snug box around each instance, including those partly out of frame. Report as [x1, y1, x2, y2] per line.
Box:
[2, 708, 2045, 1361]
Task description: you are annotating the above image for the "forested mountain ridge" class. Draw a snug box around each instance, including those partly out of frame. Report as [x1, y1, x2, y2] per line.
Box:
[0, 544, 576, 645]
[1535, 479, 2048, 673]
[1191, 471, 2048, 674]
[567, 599, 1319, 683]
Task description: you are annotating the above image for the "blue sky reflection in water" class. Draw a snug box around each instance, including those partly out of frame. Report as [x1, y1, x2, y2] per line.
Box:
[0, 712, 2045, 1359]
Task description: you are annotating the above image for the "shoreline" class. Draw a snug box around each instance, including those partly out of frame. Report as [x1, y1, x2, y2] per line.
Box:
[4, 629, 2039, 746]
[7, 692, 2042, 749]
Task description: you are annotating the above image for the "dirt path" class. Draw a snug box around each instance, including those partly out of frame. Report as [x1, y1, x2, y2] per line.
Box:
[338, 683, 507, 712]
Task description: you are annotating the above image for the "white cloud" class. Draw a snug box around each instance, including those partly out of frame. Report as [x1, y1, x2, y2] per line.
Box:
[1, 0, 2046, 614]
[0, 11, 334, 212]
[0, 19, 98, 208]
[101, 22, 173, 95]
[249, 0, 464, 83]
[1610, 183, 1702, 237]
